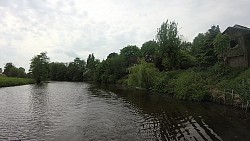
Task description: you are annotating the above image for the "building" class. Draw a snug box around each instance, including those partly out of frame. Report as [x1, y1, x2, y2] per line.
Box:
[223, 25, 250, 67]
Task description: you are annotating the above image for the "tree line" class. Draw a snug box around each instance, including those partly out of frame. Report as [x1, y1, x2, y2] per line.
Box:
[4, 20, 230, 94]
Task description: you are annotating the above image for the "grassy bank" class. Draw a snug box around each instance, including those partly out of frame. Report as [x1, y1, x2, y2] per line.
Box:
[0, 76, 35, 87]
[125, 62, 250, 109]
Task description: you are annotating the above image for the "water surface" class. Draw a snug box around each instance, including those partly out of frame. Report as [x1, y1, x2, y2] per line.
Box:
[0, 82, 249, 141]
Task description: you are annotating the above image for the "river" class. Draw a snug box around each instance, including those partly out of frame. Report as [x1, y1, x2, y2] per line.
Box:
[0, 82, 249, 141]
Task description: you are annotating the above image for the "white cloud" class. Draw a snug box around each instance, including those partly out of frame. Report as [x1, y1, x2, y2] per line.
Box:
[0, 0, 249, 71]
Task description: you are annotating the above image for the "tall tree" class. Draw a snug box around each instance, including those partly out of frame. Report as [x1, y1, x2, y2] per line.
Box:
[3, 63, 14, 76]
[213, 33, 230, 61]
[120, 45, 140, 67]
[30, 52, 50, 83]
[140, 40, 158, 63]
[191, 25, 221, 67]
[156, 20, 181, 70]
[84, 54, 100, 81]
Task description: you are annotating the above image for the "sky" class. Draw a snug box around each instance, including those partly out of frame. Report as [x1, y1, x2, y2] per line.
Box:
[0, 0, 249, 71]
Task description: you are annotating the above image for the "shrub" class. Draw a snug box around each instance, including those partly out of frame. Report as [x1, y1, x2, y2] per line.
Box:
[172, 70, 207, 101]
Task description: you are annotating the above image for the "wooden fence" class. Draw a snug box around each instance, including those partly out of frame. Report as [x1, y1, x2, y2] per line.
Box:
[210, 88, 249, 111]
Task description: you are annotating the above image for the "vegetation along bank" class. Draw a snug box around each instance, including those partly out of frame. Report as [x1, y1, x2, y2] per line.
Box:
[1, 20, 250, 109]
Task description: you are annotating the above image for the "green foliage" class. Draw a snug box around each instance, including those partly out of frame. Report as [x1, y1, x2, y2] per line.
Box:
[213, 33, 230, 59]
[3, 63, 14, 75]
[172, 70, 207, 101]
[179, 51, 197, 69]
[127, 60, 160, 90]
[120, 45, 140, 67]
[30, 52, 50, 83]
[191, 25, 221, 67]
[140, 40, 158, 63]
[3, 63, 27, 78]
[83, 54, 100, 81]
[0, 76, 34, 87]
[94, 55, 126, 83]
[156, 20, 181, 70]
[49, 62, 67, 81]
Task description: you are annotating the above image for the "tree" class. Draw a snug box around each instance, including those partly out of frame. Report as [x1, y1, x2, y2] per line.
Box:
[140, 40, 158, 63]
[30, 52, 50, 83]
[191, 25, 221, 67]
[156, 20, 181, 70]
[107, 52, 118, 59]
[49, 62, 67, 81]
[83, 53, 100, 81]
[127, 60, 160, 90]
[213, 33, 230, 60]
[3, 63, 14, 76]
[72, 57, 86, 81]
[120, 45, 140, 67]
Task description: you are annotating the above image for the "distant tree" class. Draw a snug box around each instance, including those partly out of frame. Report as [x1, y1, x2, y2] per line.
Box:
[3, 63, 15, 76]
[156, 20, 181, 70]
[17, 67, 27, 78]
[107, 52, 118, 59]
[179, 41, 197, 69]
[9, 67, 19, 77]
[127, 60, 160, 90]
[213, 33, 230, 61]
[72, 57, 86, 81]
[120, 45, 140, 66]
[64, 58, 86, 81]
[30, 52, 50, 83]
[83, 54, 100, 81]
[191, 25, 221, 67]
[49, 62, 67, 81]
[180, 41, 192, 52]
[140, 40, 158, 63]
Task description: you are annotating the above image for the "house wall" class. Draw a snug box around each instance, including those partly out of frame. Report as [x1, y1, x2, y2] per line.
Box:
[227, 55, 248, 67]
[224, 27, 250, 67]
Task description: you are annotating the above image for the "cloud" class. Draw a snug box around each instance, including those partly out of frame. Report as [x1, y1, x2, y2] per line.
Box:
[0, 0, 249, 71]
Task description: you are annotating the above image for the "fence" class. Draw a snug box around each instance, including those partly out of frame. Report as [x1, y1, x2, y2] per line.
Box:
[210, 88, 249, 111]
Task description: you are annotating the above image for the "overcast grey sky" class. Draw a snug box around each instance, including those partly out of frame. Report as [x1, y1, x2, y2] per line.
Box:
[0, 0, 249, 71]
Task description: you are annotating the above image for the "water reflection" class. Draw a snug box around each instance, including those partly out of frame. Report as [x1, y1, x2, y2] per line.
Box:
[29, 83, 54, 140]
[0, 82, 249, 141]
[92, 84, 250, 141]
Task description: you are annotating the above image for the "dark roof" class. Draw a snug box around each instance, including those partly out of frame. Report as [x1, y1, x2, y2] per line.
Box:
[223, 24, 250, 34]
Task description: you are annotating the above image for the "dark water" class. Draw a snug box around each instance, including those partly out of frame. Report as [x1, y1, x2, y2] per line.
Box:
[0, 82, 249, 141]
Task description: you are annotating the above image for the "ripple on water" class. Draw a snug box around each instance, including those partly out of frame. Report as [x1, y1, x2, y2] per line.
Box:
[0, 82, 250, 141]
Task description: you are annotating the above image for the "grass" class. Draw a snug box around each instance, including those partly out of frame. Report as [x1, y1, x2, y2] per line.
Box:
[0, 76, 35, 87]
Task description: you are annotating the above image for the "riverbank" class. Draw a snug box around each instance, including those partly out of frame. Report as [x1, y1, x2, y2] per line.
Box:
[0, 76, 35, 87]
[121, 65, 250, 110]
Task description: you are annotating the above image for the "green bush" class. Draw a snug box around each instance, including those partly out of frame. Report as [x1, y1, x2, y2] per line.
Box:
[171, 70, 207, 101]
[0, 76, 35, 87]
[127, 60, 160, 90]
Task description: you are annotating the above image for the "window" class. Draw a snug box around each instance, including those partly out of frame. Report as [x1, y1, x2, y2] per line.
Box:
[230, 40, 238, 48]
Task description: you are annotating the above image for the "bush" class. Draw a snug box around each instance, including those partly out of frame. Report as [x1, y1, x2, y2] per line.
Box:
[0, 76, 35, 87]
[127, 60, 160, 90]
[172, 70, 207, 101]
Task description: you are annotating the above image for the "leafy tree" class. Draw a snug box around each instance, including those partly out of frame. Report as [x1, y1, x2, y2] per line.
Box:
[65, 58, 86, 81]
[127, 60, 160, 90]
[83, 54, 100, 81]
[140, 40, 158, 63]
[156, 20, 181, 70]
[49, 62, 67, 81]
[180, 41, 192, 52]
[107, 52, 118, 59]
[30, 52, 50, 83]
[72, 57, 86, 81]
[3, 63, 14, 76]
[213, 33, 230, 60]
[191, 25, 221, 67]
[120, 45, 140, 67]
[94, 54, 126, 83]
